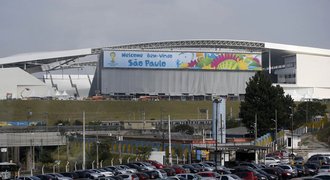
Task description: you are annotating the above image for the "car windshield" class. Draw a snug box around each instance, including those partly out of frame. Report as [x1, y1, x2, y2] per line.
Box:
[143, 162, 153, 166]
[202, 164, 211, 167]
[320, 166, 330, 169]
[279, 166, 290, 169]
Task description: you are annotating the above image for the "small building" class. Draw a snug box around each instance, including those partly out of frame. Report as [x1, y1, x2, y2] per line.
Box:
[278, 130, 302, 151]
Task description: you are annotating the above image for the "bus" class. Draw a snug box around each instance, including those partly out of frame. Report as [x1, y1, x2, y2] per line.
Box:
[0, 162, 19, 180]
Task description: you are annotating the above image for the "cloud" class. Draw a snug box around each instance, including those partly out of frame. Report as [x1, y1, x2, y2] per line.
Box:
[0, 0, 329, 57]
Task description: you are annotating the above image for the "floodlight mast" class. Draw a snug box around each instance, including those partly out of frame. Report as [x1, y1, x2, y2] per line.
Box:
[213, 98, 222, 168]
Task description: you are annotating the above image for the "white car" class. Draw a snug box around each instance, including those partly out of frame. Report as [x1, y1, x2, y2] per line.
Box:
[261, 157, 281, 165]
[177, 173, 202, 180]
[115, 165, 137, 173]
[91, 169, 114, 177]
[218, 174, 242, 180]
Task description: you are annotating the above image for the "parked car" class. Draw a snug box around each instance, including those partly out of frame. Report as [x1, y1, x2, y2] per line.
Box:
[104, 166, 123, 175]
[234, 171, 258, 180]
[294, 156, 305, 164]
[74, 170, 104, 179]
[144, 170, 167, 179]
[304, 163, 320, 175]
[191, 163, 207, 172]
[115, 165, 137, 173]
[313, 174, 330, 180]
[255, 169, 278, 180]
[238, 162, 261, 169]
[198, 163, 216, 171]
[125, 163, 149, 172]
[318, 165, 330, 174]
[261, 157, 281, 165]
[294, 164, 309, 176]
[35, 174, 57, 180]
[262, 168, 283, 180]
[232, 166, 267, 180]
[163, 167, 177, 176]
[165, 176, 187, 180]
[17, 176, 41, 180]
[145, 160, 164, 169]
[177, 173, 202, 180]
[60, 172, 79, 179]
[213, 168, 232, 175]
[116, 174, 139, 180]
[278, 164, 298, 177]
[182, 164, 202, 173]
[135, 172, 150, 180]
[307, 155, 330, 165]
[170, 165, 187, 174]
[46, 173, 73, 180]
[131, 162, 155, 170]
[197, 171, 221, 180]
[89, 169, 110, 177]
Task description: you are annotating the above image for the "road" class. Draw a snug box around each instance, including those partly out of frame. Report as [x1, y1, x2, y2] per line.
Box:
[295, 133, 330, 159]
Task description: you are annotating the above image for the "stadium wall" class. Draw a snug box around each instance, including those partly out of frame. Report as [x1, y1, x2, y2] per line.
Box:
[296, 54, 330, 87]
[100, 68, 255, 96]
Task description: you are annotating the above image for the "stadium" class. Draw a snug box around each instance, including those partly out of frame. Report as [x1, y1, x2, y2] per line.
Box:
[1, 39, 330, 101]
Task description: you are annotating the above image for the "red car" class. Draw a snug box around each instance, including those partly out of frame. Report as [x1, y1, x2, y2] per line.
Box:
[145, 160, 164, 169]
[235, 171, 258, 180]
[169, 165, 186, 174]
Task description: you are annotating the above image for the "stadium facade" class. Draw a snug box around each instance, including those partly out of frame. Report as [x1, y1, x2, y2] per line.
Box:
[1, 40, 330, 101]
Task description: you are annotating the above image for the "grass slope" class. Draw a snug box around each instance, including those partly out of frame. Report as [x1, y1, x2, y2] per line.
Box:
[0, 100, 241, 125]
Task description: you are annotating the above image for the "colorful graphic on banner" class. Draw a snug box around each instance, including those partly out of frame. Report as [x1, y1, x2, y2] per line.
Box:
[103, 51, 262, 71]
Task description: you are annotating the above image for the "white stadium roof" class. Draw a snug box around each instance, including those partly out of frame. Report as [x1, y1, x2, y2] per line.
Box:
[0, 48, 93, 65]
[264, 42, 330, 57]
[1, 40, 330, 67]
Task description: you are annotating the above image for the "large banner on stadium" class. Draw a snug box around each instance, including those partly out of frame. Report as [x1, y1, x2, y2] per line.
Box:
[103, 50, 262, 71]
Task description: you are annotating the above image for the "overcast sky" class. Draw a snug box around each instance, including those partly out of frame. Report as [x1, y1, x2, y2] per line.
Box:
[1, 0, 329, 57]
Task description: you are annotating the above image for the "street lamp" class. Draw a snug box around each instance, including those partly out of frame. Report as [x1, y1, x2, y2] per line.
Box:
[213, 98, 222, 168]
[96, 140, 100, 168]
[271, 118, 277, 150]
[289, 106, 294, 159]
[272, 110, 278, 150]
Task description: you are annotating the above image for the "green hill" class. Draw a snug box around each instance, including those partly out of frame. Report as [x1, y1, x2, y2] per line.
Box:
[0, 99, 241, 125]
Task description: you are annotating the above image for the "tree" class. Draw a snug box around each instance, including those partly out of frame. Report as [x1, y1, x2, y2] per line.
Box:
[294, 101, 327, 126]
[240, 72, 294, 136]
[39, 147, 54, 163]
[136, 146, 152, 160]
[172, 124, 194, 135]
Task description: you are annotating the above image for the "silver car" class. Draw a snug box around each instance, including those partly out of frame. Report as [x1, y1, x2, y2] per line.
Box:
[318, 165, 330, 174]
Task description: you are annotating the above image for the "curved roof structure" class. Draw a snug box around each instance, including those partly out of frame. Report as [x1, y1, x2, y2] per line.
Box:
[1, 39, 330, 73]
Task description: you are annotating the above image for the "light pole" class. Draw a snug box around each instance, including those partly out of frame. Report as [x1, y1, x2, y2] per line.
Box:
[289, 106, 294, 159]
[213, 98, 221, 168]
[96, 134, 100, 168]
[272, 110, 278, 150]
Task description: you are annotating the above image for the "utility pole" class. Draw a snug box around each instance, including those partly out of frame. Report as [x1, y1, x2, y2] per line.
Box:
[160, 109, 165, 151]
[255, 113, 258, 164]
[254, 113, 257, 144]
[82, 111, 86, 170]
[213, 98, 221, 168]
[306, 101, 309, 125]
[291, 107, 294, 158]
[274, 109, 278, 150]
[168, 115, 172, 165]
[96, 133, 99, 169]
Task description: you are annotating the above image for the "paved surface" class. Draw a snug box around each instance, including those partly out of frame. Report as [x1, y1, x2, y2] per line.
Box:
[294, 133, 330, 159]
